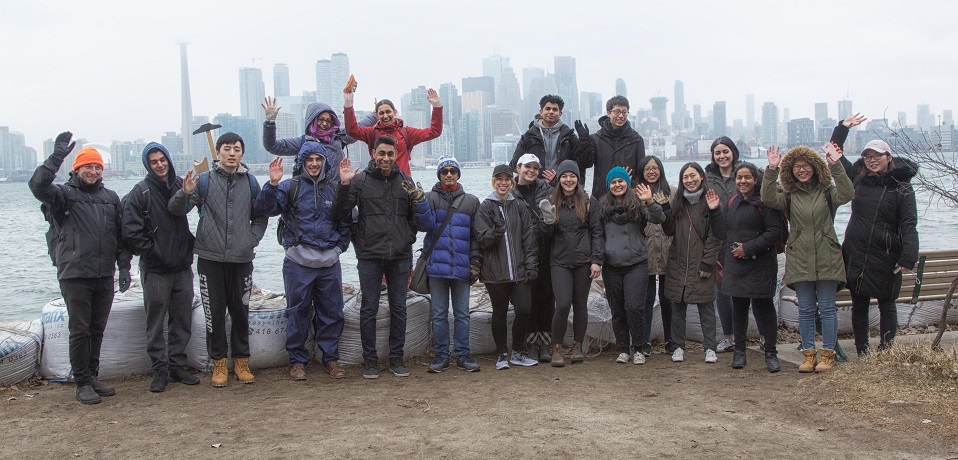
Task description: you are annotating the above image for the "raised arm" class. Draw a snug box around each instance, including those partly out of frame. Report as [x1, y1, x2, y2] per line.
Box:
[29, 131, 74, 209]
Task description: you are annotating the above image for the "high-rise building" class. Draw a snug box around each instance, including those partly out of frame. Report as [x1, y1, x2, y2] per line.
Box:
[917, 104, 934, 130]
[456, 110, 483, 163]
[745, 94, 755, 130]
[0, 127, 35, 178]
[438, 82, 462, 127]
[239, 67, 265, 126]
[521, 67, 545, 101]
[580, 91, 604, 121]
[713, 101, 727, 138]
[179, 43, 193, 159]
[943, 109, 954, 126]
[273, 63, 290, 98]
[330, 53, 350, 116]
[895, 111, 907, 128]
[482, 55, 507, 87]
[462, 76, 495, 103]
[787, 118, 816, 147]
[615, 78, 627, 98]
[497, 66, 523, 116]
[838, 99, 853, 122]
[554, 56, 579, 122]
[649, 97, 669, 130]
[524, 73, 556, 123]
[315, 59, 332, 106]
[762, 102, 779, 145]
[190, 115, 211, 161]
[693, 104, 702, 126]
[110, 140, 133, 174]
[815, 102, 828, 129]
[671, 80, 688, 131]
[214, 113, 263, 163]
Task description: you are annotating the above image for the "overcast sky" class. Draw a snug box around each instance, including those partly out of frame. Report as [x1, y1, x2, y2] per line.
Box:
[4, 0, 956, 156]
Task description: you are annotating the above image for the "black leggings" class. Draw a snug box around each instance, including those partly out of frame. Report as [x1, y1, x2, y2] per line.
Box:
[487, 282, 532, 354]
[851, 292, 898, 352]
[551, 264, 592, 344]
[732, 297, 777, 354]
[644, 275, 672, 345]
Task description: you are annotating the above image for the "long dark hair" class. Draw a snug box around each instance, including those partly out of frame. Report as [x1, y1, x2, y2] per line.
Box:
[669, 162, 709, 217]
[636, 155, 671, 196]
[599, 183, 642, 222]
[550, 180, 587, 223]
[734, 162, 763, 197]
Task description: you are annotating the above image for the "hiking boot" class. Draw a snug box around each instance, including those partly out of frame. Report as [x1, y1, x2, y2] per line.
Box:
[641, 343, 653, 356]
[325, 361, 346, 379]
[90, 378, 115, 397]
[538, 341, 553, 363]
[705, 349, 718, 363]
[616, 352, 630, 364]
[363, 360, 379, 379]
[456, 355, 481, 372]
[211, 358, 228, 387]
[551, 344, 565, 367]
[389, 358, 409, 377]
[633, 351, 646, 365]
[290, 363, 307, 381]
[765, 352, 781, 373]
[815, 349, 836, 372]
[731, 351, 746, 369]
[496, 353, 510, 370]
[150, 369, 168, 393]
[428, 356, 450, 373]
[716, 338, 734, 353]
[671, 348, 685, 362]
[76, 385, 101, 405]
[527, 343, 540, 362]
[234, 357, 255, 384]
[510, 351, 538, 367]
[570, 341, 584, 364]
[169, 367, 200, 385]
[799, 349, 818, 373]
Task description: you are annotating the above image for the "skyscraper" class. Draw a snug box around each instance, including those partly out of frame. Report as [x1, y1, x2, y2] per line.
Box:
[745, 94, 755, 130]
[438, 82, 462, 128]
[838, 99, 853, 122]
[814, 102, 828, 129]
[315, 59, 331, 107]
[482, 54, 507, 87]
[497, 66, 523, 116]
[713, 101, 727, 137]
[649, 97, 669, 130]
[671, 80, 688, 131]
[580, 91, 603, 120]
[179, 42, 192, 159]
[762, 102, 779, 145]
[239, 67, 265, 125]
[273, 63, 290, 98]
[554, 56, 579, 122]
[787, 118, 815, 147]
[330, 53, 350, 116]
[462, 76, 495, 103]
[615, 78, 627, 98]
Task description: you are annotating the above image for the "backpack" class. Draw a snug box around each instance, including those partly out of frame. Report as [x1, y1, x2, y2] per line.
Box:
[197, 170, 261, 217]
[727, 193, 789, 254]
[276, 175, 302, 246]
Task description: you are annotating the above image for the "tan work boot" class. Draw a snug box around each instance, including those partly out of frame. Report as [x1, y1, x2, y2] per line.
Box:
[815, 349, 836, 372]
[799, 349, 818, 373]
[570, 341, 585, 364]
[551, 344, 565, 367]
[290, 363, 307, 381]
[325, 361, 346, 379]
[211, 358, 228, 387]
[234, 357, 255, 384]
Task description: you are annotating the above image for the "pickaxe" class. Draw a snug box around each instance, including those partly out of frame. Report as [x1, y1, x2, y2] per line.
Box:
[191, 123, 221, 174]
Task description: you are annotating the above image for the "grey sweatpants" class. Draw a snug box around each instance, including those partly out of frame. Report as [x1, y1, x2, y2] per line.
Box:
[671, 302, 718, 352]
[142, 268, 195, 371]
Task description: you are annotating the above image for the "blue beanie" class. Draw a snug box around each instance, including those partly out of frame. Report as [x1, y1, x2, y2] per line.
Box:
[436, 156, 461, 179]
[606, 166, 631, 190]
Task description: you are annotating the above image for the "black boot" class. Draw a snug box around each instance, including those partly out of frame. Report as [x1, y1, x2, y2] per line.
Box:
[90, 378, 116, 397]
[150, 369, 169, 393]
[76, 385, 101, 405]
[538, 333, 552, 363]
[731, 350, 746, 369]
[169, 366, 200, 385]
[765, 352, 781, 373]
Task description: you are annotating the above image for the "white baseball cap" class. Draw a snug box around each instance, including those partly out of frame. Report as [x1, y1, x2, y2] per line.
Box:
[862, 139, 891, 155]
[516, 153, 541, 166]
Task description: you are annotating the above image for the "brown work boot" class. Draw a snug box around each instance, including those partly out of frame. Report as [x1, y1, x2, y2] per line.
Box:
[325, 361, 346, 379]
[799, 349, 818, 373]
[815, 349, 836, 372]
[234, 357, 255, 384]
[289, 363, 307, 381]
[551, 344, 565, 367]
[211, 358, 228, 387]
[570, 341, 585, 364]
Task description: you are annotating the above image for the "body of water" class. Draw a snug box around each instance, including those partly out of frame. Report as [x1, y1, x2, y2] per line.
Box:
[2, 159, 953, 321]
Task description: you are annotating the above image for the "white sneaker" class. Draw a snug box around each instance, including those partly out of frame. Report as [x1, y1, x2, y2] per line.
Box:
[495, 353, 510, 370]
[633, 351, 646, 365]
[716, 338, 734, 353]
[705, 349, 718, 363]
[671, 348, 685, 362]
[509, 352, 538, 367]
[616, 352, 630, 363]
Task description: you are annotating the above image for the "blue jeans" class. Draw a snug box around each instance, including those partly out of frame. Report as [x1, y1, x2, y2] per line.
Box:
[793, 280, 839, 350]
[357, 257, 411, 361]
[429, 276, 471, 358]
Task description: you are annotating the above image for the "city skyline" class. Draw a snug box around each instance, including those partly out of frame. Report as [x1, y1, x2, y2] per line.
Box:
[3, 1, 958, 157]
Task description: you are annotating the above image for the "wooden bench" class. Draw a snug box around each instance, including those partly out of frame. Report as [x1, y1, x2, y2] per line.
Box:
[835, 249, 958, 308]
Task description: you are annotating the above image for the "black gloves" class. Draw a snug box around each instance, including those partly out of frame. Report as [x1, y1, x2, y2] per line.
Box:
[118, 269, 131, 293]
[527, 269, 538, 282]
[574, 120, 589, 139]
[53, 131, 75, 160]
[469, 261, 481, 285]
[489, 207, 506, 235]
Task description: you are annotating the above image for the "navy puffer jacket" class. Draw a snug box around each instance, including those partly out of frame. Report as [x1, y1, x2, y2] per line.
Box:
[416, 183, 480, 282]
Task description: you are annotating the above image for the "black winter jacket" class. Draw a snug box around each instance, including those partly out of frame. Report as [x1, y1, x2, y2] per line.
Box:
[600, 200, 665, 267]
[122, 174, 195, 273]
[511, 178, 554, 259]
[720, 192, 783, 298]
[577, 117, 646, 198]
[543, 195, 604, 269]
[474, 193, 538, 283]
[334, 164, 418, 260]
[509, 121, 582, 177]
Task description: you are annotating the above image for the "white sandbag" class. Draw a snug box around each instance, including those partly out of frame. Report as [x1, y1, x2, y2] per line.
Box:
[897, 300, 958, 328]
[439, 286, 515, 355]
[338, 286, 432, 365]
[186, 287, 292, 371]
[0, 320, 42, 385]
[40, 290, 154, 381]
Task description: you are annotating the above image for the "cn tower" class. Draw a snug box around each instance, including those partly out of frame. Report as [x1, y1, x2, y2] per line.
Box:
[178, 42, 193, 159]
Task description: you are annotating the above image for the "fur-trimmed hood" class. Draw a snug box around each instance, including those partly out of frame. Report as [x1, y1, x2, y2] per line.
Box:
[778, 146, 831, 194]
[849, 156, 919, 188]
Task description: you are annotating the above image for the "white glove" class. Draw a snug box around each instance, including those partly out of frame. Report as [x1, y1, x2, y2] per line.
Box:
[539, 199, 557, 225]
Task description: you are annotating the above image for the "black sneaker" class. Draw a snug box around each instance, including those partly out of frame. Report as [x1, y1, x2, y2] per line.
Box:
[456, 355, 481, 372]
[76, 385, 101, 405]
[169, 366, 200, 385]
[363, 360, 380, 379]
[641, 343, 653, 356]
[389, 358, 410, 377]
[90, 378, 116, 397]
[150, 370, 168, 393]
[428, 356, 450, 373]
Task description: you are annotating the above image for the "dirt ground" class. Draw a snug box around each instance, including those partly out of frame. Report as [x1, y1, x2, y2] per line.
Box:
[3, 345, 957, 460]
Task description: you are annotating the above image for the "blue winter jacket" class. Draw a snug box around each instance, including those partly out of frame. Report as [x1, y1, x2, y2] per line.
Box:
[253, 141, 351, 252]
[415, 183, 480, 282]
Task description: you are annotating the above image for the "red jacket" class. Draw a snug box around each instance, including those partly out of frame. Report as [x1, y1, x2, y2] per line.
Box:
[344, 106, 443, 175]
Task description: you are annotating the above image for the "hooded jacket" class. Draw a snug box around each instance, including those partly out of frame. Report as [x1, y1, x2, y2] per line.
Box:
[333, 162, 418, 260]
[577, 116, 646, 198]
[600, 198, 666, 267]
[720, 188, 783, 298]
[263, 102, 375, 182]
[662, 192, 725, 304]
[253, 141, 351, 255]
[29, 149, 132, 280]
[760, 146, 854, 289]
[509, 121, 581, 177]
[343, 105, 443, 176]
[543, 195, 604, 269]
[511, 177, 554, 259]
[638, 156, 673, 276]
[168, 162, 268, 264]
[474, 192, 538, 283]
[415, 183, 481, 282]
[121, 142, 195, 273]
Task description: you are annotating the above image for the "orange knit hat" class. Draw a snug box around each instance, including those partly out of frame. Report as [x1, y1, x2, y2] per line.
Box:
[73, 147, 104, 171]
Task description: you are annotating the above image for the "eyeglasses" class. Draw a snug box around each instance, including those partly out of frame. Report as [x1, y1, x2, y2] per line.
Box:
[862, 153, 887, 162]
[440, 168, 459, 176]
[317, 117, 334, 125]
[792, 164, 813, 172]
[609, 110, 629, 117]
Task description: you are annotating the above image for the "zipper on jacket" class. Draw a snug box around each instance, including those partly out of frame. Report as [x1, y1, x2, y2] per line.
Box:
[500, 204, 515, 281]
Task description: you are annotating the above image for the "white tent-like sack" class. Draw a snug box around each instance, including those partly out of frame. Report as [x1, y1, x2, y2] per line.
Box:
[0, 320, 42, 385]
[338, 285, 431, 365]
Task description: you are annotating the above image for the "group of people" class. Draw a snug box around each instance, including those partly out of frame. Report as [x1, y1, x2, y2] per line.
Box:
[30, 78, 918, 405]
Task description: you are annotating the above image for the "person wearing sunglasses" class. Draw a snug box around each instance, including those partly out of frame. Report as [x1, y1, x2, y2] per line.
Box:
[575, 95, 646, 199]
